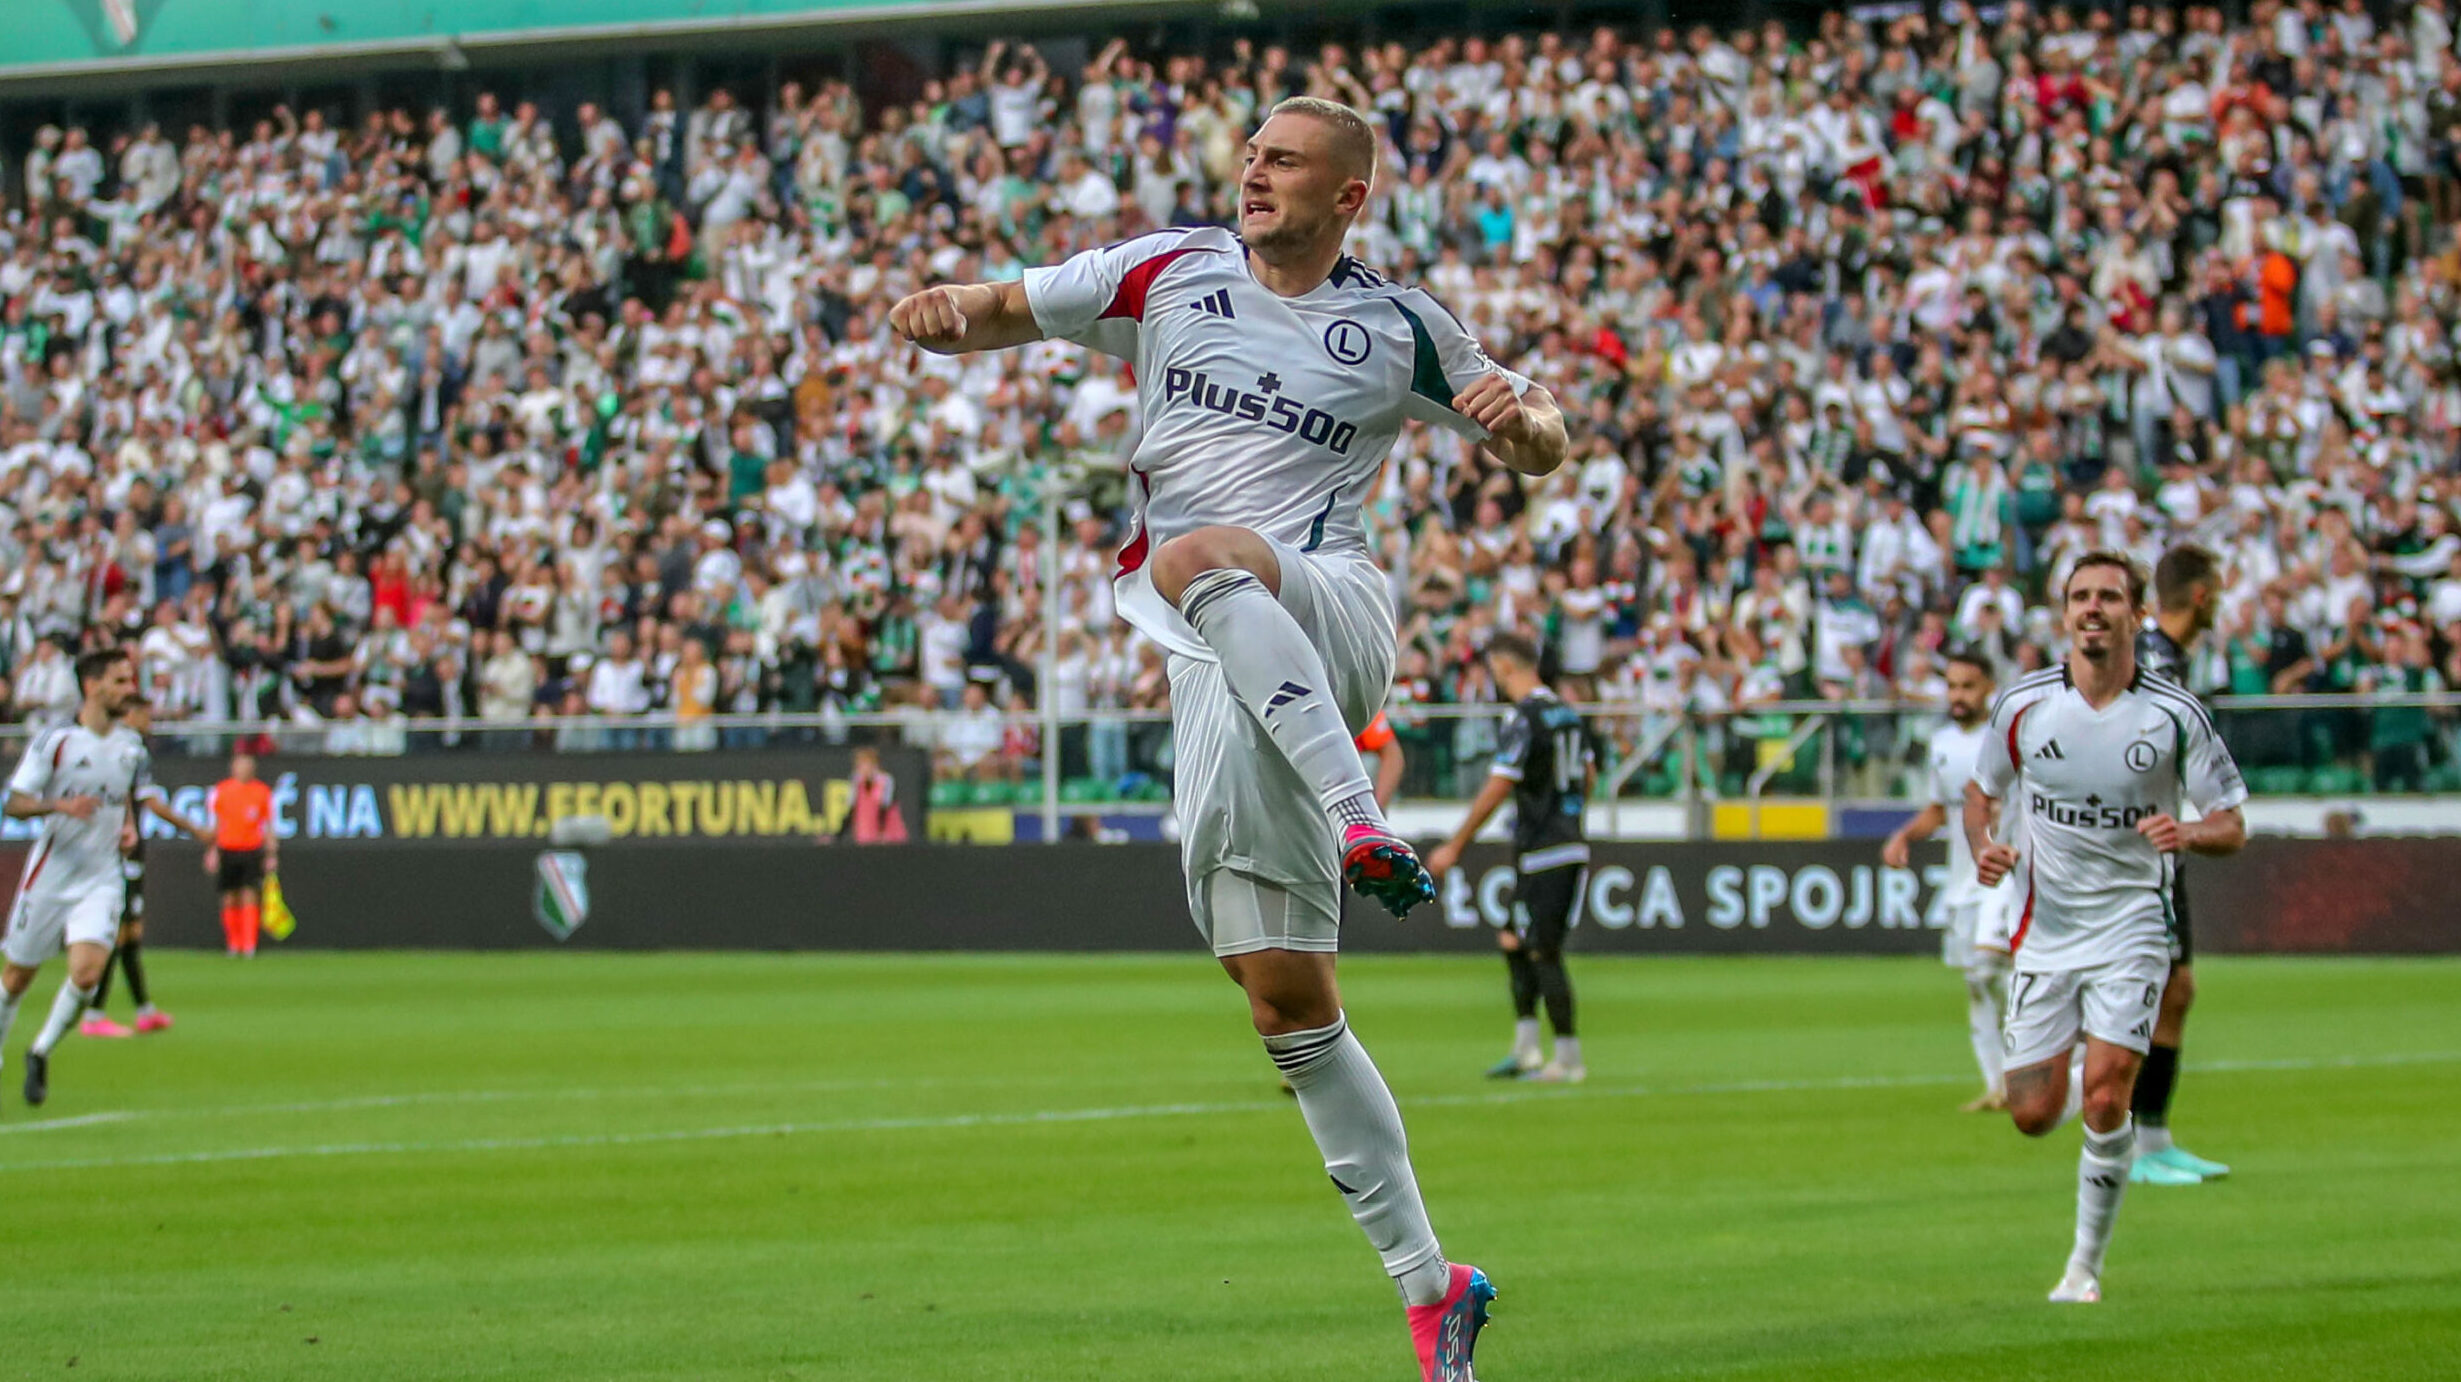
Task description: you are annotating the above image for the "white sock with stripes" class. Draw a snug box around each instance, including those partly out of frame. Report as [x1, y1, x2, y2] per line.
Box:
[0, 987, 21, 1069]
[1264, 1013, 1448, 1305]
[2072, 1116, 2135, 1278]
[30, 979, 96, 1058]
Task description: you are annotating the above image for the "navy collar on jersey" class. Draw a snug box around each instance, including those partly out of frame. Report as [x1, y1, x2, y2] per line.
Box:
[2057, 661, 2144, 691]
[1232, 234, 1384, 300]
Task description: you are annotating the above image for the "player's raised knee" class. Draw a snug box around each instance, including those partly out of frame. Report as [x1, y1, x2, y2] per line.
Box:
[1150, 526, 1280, 606]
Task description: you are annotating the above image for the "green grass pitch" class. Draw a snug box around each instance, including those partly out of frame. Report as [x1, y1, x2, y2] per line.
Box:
[3, 951, 2457, 1380]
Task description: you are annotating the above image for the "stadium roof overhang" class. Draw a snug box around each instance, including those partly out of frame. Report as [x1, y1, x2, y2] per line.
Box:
[0, 0, 1233, 100]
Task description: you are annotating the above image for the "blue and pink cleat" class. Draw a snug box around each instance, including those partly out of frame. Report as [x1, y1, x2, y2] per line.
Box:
[1408, 1263, 1496, 1381]
[1342, 824, 1438, 918]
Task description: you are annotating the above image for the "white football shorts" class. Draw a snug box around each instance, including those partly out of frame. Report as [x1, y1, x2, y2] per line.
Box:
[2001, 955, 2169, 1071]
[4, 880, 125, 969]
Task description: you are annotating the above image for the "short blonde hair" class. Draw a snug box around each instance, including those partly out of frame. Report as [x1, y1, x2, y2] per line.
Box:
[1268, 96, 1377, 184]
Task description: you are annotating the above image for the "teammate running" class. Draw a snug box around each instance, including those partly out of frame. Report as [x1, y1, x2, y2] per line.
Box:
[205, 749, 277, 958]
[1883, 649, 2021, 1112]
[1967, 551, 2248, 1304]
[82, 698, 212, 1038]
[2129, 543, 2232, 1183]
[1425, 633, 1594, 1084]
[889, 95, 1567, 1381]
[0, 648, 147, 1106]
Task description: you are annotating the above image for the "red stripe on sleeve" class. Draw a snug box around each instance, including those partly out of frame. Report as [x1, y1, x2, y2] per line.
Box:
[1099, 247, 1203, 323]
[1114, 473, 1154, 577]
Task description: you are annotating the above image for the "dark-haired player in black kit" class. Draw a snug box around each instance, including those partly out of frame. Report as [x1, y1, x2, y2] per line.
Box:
[2131, 544, 2232, 1184]
[82, 698, 210, 1039]
[1426, 634, 1595, 1083]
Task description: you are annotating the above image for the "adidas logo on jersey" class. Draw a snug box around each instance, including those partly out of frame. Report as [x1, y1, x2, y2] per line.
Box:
[1186, 288, 1236, 319]
[2034, 739, 2066, 760]
[1262, 681, 1313, 716]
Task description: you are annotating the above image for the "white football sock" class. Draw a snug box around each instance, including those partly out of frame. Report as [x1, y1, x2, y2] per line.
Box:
[2137, 1123, 2174, 1155]
[1964, 962, 2008, 1097]
[30, 980, 96, 1058]
[0, 987, 22, 1069]
[1512, 1018, 1541, 1061]
[2072, 1116, 2135, 1278]
[1551, 1035, 1583, 1069]
[2056, 1047, 2085, 1128]
[1177, 569, 1381, 828]
[1264, 1013, 1447, 1305]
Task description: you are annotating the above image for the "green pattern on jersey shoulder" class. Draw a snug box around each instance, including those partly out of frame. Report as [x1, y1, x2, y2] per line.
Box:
[1385, 297, 1452, 409]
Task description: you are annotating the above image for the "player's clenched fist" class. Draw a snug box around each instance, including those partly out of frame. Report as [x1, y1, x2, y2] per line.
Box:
[1452, 374, 1532, 441]
[889, 285, 972, 350]
[1976, 840, 2020, 888]
[2136, 813, 2185, 854]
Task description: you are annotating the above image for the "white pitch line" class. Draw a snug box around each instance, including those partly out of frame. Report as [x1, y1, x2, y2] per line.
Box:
[0, 1049, 2451, 1176]
[0, 1111, 136, 1136]
[88, 1070, 1152, 1123]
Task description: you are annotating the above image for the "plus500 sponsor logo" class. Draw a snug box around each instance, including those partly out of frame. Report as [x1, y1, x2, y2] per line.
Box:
[2030, 794, 2156, 830]
[1161, 367, 1360, 454]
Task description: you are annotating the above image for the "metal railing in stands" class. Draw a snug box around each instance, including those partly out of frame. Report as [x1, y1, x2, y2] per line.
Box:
[9, 692, 2456, 831]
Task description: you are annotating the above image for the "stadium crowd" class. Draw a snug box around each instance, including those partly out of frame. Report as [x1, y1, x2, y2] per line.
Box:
[2, 0, 2459, 792]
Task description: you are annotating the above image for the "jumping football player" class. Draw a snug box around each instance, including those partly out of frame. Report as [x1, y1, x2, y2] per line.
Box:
[0, 647, 147, 1106]
[83, 697, 211, 1038]
[889, 95, 1567, 1381]
[2129, 543, 2232, 1183]
[1883, 649, 2022, 1111]
[1967, 552, 2247, 1303]
[1425, 633, 1594, 1084]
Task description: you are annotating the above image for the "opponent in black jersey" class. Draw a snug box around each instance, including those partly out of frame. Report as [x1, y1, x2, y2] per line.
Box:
[2135, 623, 2188, 683]
[84, 700, 212, 1038]
[2130, 545, 2234, 1182]
[1426, 634, 1596, 1083]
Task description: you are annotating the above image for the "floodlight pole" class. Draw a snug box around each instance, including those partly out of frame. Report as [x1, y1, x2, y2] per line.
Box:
[1039, 467, 1063, 845]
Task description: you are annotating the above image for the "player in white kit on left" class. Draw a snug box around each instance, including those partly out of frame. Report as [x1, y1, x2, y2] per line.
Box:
[1883, 648, 2020, 1111]
[889, 97, 1568, 1381]
[1, 646, 147, 1108]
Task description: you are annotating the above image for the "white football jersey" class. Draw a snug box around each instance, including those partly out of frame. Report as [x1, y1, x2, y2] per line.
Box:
[1924, 720, 2006, 909]
[1972, 667, 2247, 974]
[1022, 226, 1532, 659]
[8, 722, 148, 897]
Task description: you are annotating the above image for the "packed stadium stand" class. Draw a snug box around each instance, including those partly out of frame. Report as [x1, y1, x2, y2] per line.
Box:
[0, 0, 2455, 799]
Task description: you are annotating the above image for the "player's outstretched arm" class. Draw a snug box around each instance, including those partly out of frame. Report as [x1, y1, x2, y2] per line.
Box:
[887, 281, 1043, 356]
[1883, 802, 1947, 870]
[144, 795, 212, 840]
[6, 790, 96, 820]
[1426, 773, 1515, 880]
[1456, 377, 1568, 477]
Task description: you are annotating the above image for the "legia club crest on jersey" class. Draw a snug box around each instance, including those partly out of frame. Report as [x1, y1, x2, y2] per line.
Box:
[534, 851, 590, 941]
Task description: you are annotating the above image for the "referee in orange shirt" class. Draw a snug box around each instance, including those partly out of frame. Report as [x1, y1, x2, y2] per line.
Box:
[203, 750, 276, 957]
